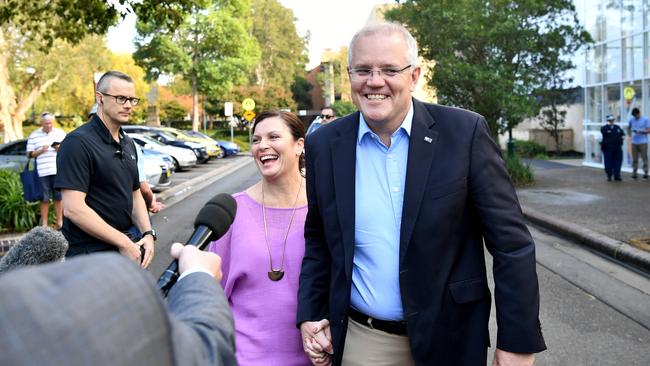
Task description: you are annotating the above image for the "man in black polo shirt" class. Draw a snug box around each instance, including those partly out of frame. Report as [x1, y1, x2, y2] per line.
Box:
[55, 71, 155, 268]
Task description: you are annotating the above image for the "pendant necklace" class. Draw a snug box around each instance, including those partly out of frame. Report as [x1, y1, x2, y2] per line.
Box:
[262, 178, 303, 281]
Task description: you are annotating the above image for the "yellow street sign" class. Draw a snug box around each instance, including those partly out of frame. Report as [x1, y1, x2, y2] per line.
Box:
[624, 86, 635, 101]
[243, 110, 256, 122]
[242, 98, 256, 111]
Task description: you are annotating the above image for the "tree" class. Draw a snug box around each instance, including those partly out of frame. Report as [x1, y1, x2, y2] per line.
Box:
[387, 0, 592, 141]
[331, 100, 357, 117]
[134, 0, 260, 131]
[249, 0, 308, 89]
[0, 0, 203, 141]
[537, 86, 578, 153]
[220, 84, 297, 116]
[291, 75, 313, 111]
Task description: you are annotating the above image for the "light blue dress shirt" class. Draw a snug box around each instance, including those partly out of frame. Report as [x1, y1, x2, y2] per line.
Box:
[628, 116, 649, 144]
[350, 103, 413, 321]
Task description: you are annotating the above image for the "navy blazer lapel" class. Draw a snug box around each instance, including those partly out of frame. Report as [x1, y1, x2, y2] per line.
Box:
[400, 100, 439, 263]
[330, 113, 359, 280]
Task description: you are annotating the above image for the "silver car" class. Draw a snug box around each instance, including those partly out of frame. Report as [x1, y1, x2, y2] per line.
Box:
[0, 139, 28, 172]
[128, 133, 197, 171]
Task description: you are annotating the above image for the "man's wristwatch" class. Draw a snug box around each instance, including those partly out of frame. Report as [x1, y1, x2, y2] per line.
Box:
[141, 229, 157, 241]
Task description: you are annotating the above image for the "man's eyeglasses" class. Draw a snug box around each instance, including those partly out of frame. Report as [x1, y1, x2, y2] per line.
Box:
[100, 92, 140, 106]
[348, 65, 412, 80]
[320, 114, 335, 119]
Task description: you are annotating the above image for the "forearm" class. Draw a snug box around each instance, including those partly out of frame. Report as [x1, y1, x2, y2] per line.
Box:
[63, 196, 132, 249]
[131, 190, 152, 233]
[140, 181, 154, 210]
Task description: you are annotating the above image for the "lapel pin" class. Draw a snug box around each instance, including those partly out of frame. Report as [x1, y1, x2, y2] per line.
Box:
[424, 136, 433, 143]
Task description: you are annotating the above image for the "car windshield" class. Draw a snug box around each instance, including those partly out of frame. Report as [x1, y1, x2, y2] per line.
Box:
[158, 132, 177, 141]
[138, 135, 165, 146]
[186, 131, 211, 139]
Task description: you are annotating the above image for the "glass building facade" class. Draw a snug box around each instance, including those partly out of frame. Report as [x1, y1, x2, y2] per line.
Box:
[581, 0, 650, 168]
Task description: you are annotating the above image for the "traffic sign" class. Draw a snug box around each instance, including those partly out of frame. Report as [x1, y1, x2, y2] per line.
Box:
[624, 86, 635, 101]
[242, 98, 256, 111]
[243, 110, 256, 122]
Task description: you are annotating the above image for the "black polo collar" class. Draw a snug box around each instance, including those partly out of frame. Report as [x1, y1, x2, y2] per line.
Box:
[90, 114, 127, 146]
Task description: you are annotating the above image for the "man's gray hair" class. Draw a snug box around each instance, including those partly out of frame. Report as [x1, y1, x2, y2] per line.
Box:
[40, 112, 55, 122]
[96, 70, 134, 93]
[348, 22, 419, 66]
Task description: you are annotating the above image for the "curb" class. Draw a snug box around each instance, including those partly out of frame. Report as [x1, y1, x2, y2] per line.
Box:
[522, 206, 650, 274]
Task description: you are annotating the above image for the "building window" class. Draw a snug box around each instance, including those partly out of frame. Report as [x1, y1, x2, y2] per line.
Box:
[606, 40, 622, 82]
[623, 33, 644, 80]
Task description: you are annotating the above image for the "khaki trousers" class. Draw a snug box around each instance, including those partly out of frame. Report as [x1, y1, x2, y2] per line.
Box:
[631, 143, 648, 174]
[341, 317, 415, 366]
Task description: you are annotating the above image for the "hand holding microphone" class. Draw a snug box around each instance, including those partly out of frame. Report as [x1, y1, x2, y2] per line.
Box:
[170, 243, 223, 281]
[157, 193, 236, 296]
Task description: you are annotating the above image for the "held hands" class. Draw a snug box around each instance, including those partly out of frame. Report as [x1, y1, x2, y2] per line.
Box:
[301, 319, 333, 366]
[492, 349, 535, 366]
[135, 235, 155, 268]
[170, 242, 222, 280]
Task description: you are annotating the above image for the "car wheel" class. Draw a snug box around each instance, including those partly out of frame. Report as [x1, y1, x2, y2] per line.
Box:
[172, 157, 181, 171]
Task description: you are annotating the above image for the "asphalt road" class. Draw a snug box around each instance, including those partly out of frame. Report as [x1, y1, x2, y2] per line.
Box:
[147, 161, 650, 365]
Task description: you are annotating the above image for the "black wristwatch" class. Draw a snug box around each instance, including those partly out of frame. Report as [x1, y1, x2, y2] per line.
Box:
[141, 229, 157, 241]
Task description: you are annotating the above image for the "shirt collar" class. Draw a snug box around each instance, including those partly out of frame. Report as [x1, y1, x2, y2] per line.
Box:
[91, 114, 125, 145]
[357, 101, 414, 145]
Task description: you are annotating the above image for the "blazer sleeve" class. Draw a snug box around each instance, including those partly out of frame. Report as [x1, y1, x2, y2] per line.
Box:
[469, 117, 546, 353]
[166, 272, 237, 366]
[297, 135, 332, 326]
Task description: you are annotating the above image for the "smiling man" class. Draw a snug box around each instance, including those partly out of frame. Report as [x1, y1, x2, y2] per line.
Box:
[297, 22, 546, 366]
[55, 71, 156, 268]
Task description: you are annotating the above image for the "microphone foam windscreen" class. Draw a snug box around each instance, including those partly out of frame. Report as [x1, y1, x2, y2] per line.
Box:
[0, 227, 69, 273]
[193, 193, 237, 241]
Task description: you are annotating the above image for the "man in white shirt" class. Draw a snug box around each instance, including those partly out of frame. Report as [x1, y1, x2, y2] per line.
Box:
[26, 112, 66, 228]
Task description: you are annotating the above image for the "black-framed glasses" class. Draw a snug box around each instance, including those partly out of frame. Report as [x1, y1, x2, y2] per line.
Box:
[100, 92, 140, 106]
[348, 65, 412, 80]
[320, 114, 335, 119]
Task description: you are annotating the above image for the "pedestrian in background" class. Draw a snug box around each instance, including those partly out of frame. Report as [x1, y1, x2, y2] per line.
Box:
[600, 114, 625, 181]
[627, 107, 649, 179]
[55, 71, 155, 267]
[306, 107, 337, 135]
[208, 110, 310, 366]
[26, 112, 66, 229]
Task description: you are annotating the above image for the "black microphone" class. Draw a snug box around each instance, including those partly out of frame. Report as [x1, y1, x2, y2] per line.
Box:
[0, 227, 69, 273]
[157, 193, 236, 296]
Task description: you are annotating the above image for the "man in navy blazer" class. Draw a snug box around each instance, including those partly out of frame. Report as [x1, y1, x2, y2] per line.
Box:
[297, 22, 546, 366]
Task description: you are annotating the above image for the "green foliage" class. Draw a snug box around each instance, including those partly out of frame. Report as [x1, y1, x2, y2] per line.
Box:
[291, 75, 313, 111]
[515, 139, 546, 158]
[161, 100, 188, 122]
[504, 155, 534, 187]
[249, 0, 308, 90]
[221, 84, 297, 115]
[208, 129, 251, 151]
[387, 0, 592, 140]
[331, 100, 357, 117]
[0, 170, 37, 232]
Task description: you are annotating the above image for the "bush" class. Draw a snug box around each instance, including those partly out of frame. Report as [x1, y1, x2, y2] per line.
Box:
[0, 170, 38, 232]
[515, 139, 546, 158]
[504, 156, 534, 187]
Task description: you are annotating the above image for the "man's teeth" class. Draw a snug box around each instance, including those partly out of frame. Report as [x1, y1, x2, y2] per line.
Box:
[367, 94, 386, 100]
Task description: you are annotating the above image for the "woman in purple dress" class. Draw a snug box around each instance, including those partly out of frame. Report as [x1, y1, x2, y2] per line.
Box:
[209, 110, 310, 366]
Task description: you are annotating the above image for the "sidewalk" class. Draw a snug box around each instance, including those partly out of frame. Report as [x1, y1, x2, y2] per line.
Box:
[517, 158, 650, 273]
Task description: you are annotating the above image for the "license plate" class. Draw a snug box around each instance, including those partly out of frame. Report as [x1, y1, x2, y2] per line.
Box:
[166, 170, 171, 177]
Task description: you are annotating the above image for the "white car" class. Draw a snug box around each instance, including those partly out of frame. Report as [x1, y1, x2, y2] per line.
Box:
[128, 133, 197, 171]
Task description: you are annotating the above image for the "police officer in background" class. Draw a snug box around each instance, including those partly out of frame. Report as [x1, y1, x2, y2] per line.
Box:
[601, 114, 625, 181]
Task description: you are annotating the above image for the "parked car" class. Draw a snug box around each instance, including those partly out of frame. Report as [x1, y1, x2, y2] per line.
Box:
[141, 149, 171, 190]
[0, 139, 28, 171]
[158, 127, 224, 159]
[185, 131, 240, 157]
[122, 125, 209, 164]
[143, 148, 175, 172]
[128, 133, 197, 171]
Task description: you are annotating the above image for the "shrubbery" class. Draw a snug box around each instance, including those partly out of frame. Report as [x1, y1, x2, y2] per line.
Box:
[504, 155, 534, 187]
[515, 139, 546, 158]
[0, 170, 37, 232]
